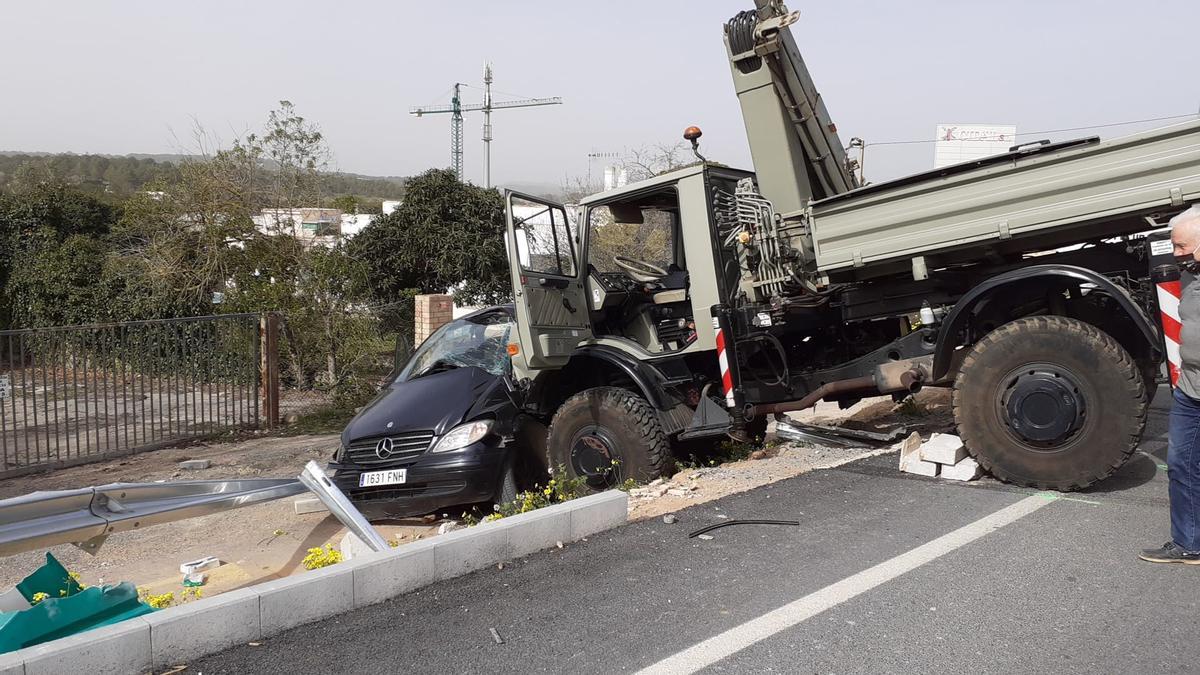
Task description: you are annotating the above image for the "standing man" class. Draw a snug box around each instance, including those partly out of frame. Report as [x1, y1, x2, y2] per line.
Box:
[1142, 204, 1200, 564]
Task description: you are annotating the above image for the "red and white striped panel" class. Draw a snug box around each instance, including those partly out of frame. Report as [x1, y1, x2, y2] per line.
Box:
[1157, 279, 1182, 386]
[713, 321, 735, 407]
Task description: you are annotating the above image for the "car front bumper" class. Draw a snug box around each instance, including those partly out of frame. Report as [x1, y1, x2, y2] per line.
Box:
[329, 441, 509, 520]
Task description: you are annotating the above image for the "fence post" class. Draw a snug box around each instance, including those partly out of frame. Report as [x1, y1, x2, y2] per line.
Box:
[260, 312, 281, 430]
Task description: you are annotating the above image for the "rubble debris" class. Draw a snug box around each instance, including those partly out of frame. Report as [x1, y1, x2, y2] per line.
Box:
[489, 627, 505, 645]
[898, 431, 940, 477]
[179, 556, 220, 576]
[178, 459, 211, 470]
[919, 433, 966, 466]
[663, 514, 677, 525]
[697, 534, 715, 540]
[688, 519, 801, 538]
[437, 521, 462, 535]
[182, 572, 207, 587]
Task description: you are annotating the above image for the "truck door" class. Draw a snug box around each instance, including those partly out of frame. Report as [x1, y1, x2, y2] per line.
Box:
[505, 191, 592, 370]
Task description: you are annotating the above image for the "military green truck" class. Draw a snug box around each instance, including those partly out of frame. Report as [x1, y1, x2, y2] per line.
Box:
[503, 1, 1200, 491]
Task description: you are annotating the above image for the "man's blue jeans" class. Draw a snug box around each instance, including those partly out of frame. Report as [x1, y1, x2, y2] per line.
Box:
[1168, 387, 1200, 552]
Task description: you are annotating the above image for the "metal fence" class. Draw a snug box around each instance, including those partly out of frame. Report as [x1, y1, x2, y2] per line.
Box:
[0, 314, 268, 478]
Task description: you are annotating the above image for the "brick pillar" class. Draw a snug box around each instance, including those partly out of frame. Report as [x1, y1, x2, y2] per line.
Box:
[414, 294, 454, 345]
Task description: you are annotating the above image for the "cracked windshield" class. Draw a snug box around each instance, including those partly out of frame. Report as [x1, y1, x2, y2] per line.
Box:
[397, 312, 513, 380]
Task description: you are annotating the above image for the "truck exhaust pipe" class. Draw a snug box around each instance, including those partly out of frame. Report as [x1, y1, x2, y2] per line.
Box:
[747, 365, 924, 417]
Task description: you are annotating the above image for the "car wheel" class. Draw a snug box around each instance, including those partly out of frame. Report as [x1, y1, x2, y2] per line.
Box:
[493, 459, 518, 509]
[546, 387, 671, 490]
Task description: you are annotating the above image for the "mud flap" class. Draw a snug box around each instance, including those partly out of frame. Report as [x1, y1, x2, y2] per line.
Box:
[677, 384, 732, 441]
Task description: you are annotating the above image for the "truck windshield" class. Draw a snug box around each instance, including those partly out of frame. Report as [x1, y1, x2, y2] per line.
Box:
[397, 312, 513, 381]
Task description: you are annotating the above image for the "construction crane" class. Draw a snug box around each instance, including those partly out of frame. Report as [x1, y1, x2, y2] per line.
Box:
[410, 64, 562, 187]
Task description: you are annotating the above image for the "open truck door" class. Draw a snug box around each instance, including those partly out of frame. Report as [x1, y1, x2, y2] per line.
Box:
[505, 191, 592, 372]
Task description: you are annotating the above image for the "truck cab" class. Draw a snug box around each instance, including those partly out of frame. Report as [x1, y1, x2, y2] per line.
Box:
[506, 165, 751, 378]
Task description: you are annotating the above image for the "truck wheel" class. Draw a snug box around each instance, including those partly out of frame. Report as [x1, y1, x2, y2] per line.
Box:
[953, 316, 1146, 490]
[547, 387, 671, 489]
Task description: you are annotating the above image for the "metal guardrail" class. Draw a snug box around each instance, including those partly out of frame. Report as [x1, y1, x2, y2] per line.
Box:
[0, 478, 306, 557]
[0, 314, 267, 478]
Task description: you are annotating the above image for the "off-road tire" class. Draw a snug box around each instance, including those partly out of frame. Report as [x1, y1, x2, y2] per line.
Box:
[547, 387, 671, 489]
[953, 316, 1146, 490]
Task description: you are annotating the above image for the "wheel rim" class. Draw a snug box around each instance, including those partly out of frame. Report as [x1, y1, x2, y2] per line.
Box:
[568, 425, 624, 487]
[996, 363, 1087, 450]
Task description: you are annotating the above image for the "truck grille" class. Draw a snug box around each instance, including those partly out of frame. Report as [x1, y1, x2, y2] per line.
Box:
[345, 431, 434, 466]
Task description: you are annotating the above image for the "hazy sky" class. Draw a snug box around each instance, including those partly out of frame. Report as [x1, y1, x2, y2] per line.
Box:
[3, 1, 1198, 189]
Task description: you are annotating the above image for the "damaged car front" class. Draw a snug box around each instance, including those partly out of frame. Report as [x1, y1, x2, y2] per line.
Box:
[330, 307, 524, 520]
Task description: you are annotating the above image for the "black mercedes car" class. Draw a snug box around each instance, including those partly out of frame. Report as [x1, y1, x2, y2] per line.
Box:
[330, 306, 537, 520]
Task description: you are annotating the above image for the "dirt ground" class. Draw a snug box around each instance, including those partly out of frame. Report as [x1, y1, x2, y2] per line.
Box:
[0, 389, 955, 605]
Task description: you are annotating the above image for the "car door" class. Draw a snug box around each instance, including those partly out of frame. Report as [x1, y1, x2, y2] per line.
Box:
[505, 191, 592, 370]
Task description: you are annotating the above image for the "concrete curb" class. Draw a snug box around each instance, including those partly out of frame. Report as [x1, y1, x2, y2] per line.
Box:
[0, 490, 628, 673]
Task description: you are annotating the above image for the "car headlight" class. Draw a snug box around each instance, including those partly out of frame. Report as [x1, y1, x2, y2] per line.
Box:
[430, 420, 494, 453]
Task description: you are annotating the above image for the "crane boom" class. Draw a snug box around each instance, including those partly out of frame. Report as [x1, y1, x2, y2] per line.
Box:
[410, 96, 562, 116]
[410, 66, 562, 186]
[724, 0, 858, 216]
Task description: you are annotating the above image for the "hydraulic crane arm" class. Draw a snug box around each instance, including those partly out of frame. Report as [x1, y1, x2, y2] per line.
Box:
[724, 1, 859, 216]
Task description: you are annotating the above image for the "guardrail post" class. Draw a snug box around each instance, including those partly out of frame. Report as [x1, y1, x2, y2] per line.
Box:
[260, 312, 281, 430]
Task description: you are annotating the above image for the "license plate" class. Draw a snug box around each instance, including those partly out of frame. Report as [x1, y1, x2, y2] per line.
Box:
[359, 468, 407, 487]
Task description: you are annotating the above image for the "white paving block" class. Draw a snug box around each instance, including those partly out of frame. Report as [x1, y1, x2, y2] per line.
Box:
[941, 456, 982, 481]
[897, 431, 923, 470]
[145, 586, 260, 667]
[0, 648, 25, 675]
[919, 433, 966, 465]
[433, 522, 509, 580]
[21, 616, 151, 675]
[901, 457, 940, 477]
[293, 496, 328, 515]
[352, 540, 437, 608]
[257, 563, 354, 635]
[503, 505, 572, 558]
[569, 490, 629, 540]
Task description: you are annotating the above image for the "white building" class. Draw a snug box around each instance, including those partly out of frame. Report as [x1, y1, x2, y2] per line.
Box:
[251, 207, 378, 245]
[933, 124, 1018, 168]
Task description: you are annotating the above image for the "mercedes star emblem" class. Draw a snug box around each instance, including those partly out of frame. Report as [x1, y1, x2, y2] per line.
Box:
[375, 437, 395, 459]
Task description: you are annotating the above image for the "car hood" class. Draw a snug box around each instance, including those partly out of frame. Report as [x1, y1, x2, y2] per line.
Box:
[340, 366, 502, 446]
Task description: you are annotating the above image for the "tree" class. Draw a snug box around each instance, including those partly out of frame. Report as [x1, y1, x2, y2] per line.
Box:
[350, 169, 511, 333]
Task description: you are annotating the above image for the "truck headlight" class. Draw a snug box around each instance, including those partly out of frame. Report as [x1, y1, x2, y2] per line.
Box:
[431, 420, 493, 453]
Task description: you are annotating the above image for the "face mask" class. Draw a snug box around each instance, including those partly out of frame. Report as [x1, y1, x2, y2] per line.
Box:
[1176, 254, 1200, 275]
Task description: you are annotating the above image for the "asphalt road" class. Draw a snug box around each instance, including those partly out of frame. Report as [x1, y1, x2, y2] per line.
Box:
[193, 386, 1197, 674]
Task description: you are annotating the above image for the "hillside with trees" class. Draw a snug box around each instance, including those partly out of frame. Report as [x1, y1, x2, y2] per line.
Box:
[0, 102, 509, 408]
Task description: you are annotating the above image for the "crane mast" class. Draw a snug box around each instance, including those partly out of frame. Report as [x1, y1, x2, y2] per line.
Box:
[410, 66, 562, 187]
[724, 0, 859, 216]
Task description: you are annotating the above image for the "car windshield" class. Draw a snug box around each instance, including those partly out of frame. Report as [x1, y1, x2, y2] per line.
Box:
[396, 311, 513, 381]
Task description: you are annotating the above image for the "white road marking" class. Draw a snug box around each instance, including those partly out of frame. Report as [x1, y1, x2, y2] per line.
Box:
[636, 493, 1054, 675]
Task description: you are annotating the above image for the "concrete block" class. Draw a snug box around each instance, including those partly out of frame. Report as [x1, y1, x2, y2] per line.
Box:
[0, 649, 25, 675]
[293, 496, 328, 515]
[257, 563, 354, 636]
[569, 490, 629, 540]
[178, 459, 211, 470]
[941, 456, 982, 481]
[351, 540, 437, 608]
[897, 431, 923, 469]
[919, 433, 966, 465]
[901, 457, 940, 477]
[145, 586, 260, 667]
[433, 522, 510, 580]
[22, 617, 151, 675]
[339, 532, 380, 561]
[503, 505, 572, 558]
